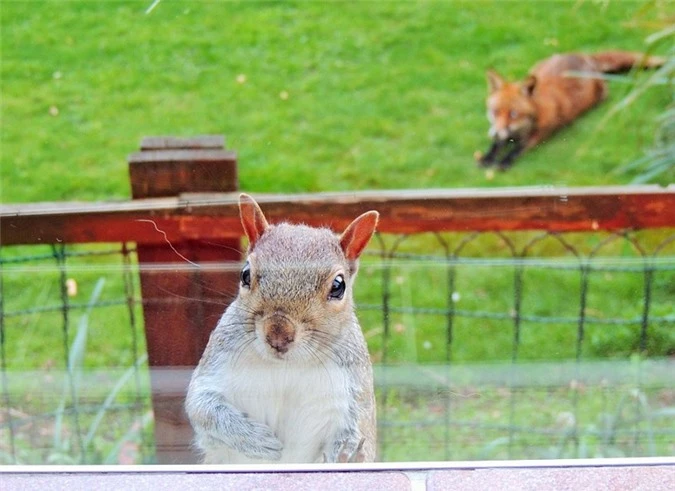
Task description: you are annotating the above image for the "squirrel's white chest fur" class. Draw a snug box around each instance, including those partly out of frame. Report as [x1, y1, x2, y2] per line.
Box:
[204, 351, 352, 464]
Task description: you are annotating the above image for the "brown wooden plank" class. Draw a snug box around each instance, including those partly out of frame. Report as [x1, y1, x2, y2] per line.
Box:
[128, 150, 237, 198]
[137, 244, 239, 367]
[191, 187, 675, 235]
[127, 137, 241, 464]
[135, 241, 239, 465]
[135, 240, 239, 465]
[2, 187, 674, 246]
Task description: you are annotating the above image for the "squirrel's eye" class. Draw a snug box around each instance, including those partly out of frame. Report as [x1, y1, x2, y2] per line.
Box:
[329, 274, 346, 300]
[240, 261, 251, 288]
[509, 110, 519, 119]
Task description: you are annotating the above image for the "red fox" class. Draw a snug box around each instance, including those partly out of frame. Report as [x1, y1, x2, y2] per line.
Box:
[476, 51, 665, 170]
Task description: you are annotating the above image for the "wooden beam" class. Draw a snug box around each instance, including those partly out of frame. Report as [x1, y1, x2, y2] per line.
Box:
[127, 136, 241, 464]
[2, 186, 674, 246]
[128, 134, 237, 198]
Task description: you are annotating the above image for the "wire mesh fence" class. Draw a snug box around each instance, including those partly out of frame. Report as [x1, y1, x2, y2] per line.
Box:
[1, 228, 674, 464]
[358, 229, 675, 461]
[0, 244, 154, 464]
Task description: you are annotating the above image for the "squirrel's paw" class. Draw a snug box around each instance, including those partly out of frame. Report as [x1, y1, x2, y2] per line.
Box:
[324, 438, 365, 463]
[202, 420, 283, 461]
[237, 419, 284, 460]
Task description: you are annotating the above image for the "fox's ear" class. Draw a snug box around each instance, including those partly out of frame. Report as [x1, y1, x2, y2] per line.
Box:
[340, 211, 379, 261]
[239, 193, 269, 249]
[486, 70, 504, 93]
[522, 75, 537, 96]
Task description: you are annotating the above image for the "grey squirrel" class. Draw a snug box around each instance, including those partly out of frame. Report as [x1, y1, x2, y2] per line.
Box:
[185, 194, 378, 463]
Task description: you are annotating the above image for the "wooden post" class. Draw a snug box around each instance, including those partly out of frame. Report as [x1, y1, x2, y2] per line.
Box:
[129, 135, 240, 464]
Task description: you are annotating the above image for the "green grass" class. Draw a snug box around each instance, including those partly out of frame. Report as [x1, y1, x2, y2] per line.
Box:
[0, 0, 670, 301]
[355, 253, 675, 365]
[373, 358, 674, 461]
[376, 382, 675, 461]
[1, 0, 672, 205]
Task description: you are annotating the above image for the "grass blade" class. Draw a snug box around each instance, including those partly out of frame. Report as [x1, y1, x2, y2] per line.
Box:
[82, 353, 148, 452]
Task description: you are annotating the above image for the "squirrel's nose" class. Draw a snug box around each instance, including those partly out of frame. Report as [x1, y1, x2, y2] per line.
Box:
[265, 321, 295, 354]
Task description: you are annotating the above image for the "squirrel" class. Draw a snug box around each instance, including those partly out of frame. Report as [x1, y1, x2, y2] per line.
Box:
[185, 193, 379, 464]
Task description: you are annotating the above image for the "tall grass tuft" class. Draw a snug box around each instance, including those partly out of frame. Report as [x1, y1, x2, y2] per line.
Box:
[4, 278, 153, 464]
[51, 278, 106, 462]
[612, 13, 674, 183]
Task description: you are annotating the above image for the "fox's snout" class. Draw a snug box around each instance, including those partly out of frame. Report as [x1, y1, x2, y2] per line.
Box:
[487, 109, 533, 142]
[488, 124, 512, 142]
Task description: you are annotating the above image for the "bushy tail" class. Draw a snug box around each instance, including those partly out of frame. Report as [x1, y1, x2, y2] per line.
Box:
[591, 51, 666, 73]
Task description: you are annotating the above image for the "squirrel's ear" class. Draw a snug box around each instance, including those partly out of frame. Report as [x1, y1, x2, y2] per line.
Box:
[340, 211, 379, 261]
[486, 69, 504, 93]
[239, 193, 269, 249]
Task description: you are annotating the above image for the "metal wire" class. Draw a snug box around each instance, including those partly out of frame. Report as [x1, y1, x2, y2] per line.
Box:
[1, 244, 152, 464]
[0, 229, 673, 464]
[121, 243, 149, 463]
[52, 244, 86, 463]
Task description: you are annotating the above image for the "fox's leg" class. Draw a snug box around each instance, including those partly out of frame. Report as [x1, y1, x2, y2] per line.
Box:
[498, 131, 545, 170]
[478, 139, 505, 167]
[497, 141, 526, 170]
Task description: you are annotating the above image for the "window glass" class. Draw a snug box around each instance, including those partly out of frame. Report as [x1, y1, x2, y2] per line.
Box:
[1, 0, 672, 465]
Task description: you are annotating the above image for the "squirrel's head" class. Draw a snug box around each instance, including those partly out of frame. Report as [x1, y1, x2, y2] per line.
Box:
[236, 193, 379, 362]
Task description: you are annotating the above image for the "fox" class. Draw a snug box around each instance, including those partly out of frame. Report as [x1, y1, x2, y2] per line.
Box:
[476, 51, 665, 170]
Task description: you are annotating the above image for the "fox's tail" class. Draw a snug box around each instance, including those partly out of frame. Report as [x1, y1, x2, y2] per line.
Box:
[591, 51, 666, 74]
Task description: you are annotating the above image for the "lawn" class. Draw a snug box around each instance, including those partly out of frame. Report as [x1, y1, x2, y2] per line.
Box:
[1, 0, 673, 464]
[1, 0, 672, 205]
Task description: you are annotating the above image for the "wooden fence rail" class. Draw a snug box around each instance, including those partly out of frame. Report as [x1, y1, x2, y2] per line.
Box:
[1, 135, 674, 464]
[2, 186, 674, 246]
